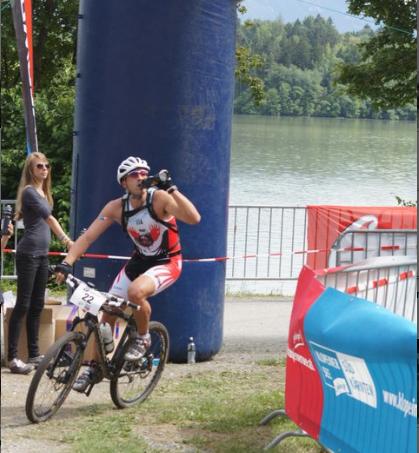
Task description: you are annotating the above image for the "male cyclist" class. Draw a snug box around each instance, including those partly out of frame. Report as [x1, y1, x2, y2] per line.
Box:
[55, 156, 200, 391]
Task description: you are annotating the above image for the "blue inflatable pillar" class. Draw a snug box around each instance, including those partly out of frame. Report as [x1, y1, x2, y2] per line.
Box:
[71, 1, 236, 361]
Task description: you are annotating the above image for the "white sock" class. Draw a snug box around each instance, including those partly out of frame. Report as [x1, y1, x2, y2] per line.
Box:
[140, 332, 150, 339]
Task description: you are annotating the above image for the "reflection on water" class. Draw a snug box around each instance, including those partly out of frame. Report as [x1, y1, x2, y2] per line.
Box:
[230, 115, 417, 206]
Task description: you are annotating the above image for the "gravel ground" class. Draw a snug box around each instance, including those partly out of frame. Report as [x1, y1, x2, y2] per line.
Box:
[1, 296, 293, 452]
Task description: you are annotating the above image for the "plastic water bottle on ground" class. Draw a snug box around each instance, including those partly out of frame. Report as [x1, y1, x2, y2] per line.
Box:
[152, 358, 160, 367]
[99, 322, 114, 353]
[187, 337, 196, 364]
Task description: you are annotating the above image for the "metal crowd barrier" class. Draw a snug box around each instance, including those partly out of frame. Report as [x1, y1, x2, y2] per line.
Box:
[261, 256, 417, 451]
[226, 206, 307, 280]
[260, 409, 332, 451]
[317, 256, 417, 323]
[2, 200, 416, 289]
[1, 203, 309, 282]
[329, 229, 417, 267]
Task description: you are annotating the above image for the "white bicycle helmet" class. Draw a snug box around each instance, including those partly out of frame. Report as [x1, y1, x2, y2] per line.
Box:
[117, 156, 150, 184]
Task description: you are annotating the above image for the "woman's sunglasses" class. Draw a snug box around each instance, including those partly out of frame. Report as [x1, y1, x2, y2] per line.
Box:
[35, 163, 50, 170]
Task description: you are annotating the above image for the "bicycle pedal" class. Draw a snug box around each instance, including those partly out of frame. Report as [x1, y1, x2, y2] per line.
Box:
[85, 383, 95, 397]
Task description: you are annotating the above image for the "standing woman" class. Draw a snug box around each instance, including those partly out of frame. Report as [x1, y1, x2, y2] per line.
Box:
[8, 152, 73, 374]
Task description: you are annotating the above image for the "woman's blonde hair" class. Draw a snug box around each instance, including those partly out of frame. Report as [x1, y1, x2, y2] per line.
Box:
[15, 152, 53, 220]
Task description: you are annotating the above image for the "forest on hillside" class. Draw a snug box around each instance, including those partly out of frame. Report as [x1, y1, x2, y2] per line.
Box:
[234, 15, 416, 120]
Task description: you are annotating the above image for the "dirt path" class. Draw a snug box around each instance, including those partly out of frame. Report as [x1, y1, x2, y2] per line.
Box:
[1, 297, 292, 452]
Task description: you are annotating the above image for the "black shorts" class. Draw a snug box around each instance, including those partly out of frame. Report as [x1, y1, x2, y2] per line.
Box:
[124, 253, 170, 281]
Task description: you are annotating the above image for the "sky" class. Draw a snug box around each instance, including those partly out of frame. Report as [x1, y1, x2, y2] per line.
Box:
[241, 0, 377, 32]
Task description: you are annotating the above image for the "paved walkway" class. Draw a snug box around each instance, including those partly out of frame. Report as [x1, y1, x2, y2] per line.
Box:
[223, 296, 293, 355]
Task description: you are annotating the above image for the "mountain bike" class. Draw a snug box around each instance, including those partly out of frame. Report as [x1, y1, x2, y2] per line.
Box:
[25, 270, 169, 423]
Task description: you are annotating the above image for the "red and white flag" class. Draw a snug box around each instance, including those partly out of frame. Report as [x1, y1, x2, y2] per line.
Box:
[11, 0, 38, 154]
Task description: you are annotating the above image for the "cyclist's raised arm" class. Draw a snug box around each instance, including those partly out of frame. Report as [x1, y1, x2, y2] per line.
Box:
[63, 199, 122, 266]
[154, 189, 200, 225]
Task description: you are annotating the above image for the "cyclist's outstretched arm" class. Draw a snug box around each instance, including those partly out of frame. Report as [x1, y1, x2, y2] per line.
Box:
[63, 199, 121, 266]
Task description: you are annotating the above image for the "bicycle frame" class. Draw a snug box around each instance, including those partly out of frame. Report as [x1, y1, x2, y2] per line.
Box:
[69, 309, 138, 382]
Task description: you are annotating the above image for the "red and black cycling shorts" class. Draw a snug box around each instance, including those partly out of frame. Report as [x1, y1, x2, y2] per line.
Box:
[109, 252, 182, 299]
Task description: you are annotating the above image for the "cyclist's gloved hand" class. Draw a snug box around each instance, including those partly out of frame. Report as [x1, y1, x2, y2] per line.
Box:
[157, 169, 177, 193]
[55, 261, 72, 284]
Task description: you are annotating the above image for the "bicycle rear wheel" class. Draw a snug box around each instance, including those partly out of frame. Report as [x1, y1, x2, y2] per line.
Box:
[25, 331, 85, 423]
[110, 321, 169, 408]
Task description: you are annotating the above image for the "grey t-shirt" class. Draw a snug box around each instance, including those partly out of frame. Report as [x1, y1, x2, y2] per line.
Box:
[16, 186, 52, 256]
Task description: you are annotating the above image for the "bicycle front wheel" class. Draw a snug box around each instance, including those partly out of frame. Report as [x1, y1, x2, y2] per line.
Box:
[110, 321, 169, 408]
[25, 331, 85, 423]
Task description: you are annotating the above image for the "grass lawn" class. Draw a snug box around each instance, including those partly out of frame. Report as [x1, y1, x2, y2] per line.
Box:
[25, 365, 322, 452]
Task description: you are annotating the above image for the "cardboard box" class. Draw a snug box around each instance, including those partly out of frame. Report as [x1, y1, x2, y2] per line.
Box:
[3, 303, 128, 363]
[54, 305, 127, 361]
[54, 305, 78, 340]
[3, 306, 56, 362]
[53, 305, 95, 361]
[46, 298, 65, 306]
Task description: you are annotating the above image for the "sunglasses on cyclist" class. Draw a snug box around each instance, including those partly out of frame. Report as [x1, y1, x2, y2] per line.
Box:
[127, 169, 149, 178]
[35, 163, 50, 170]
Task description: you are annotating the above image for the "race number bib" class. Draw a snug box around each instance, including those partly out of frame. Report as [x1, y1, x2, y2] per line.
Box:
[69, 283, 107, 316]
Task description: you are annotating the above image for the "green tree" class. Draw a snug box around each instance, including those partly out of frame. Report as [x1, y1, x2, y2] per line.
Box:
[1, 1, 77, 230]
[337, 0, 416, 108]
[338, 95, 361, 118]
[235, 4, 266, 105]
[235, 45, 265, 106]
[259, 88, 281, 115]
[234, 14, 415, 120]
[1, 0, 78, 91]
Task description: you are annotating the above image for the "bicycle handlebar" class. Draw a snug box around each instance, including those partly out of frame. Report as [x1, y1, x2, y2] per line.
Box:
[48, 265, 140, 311]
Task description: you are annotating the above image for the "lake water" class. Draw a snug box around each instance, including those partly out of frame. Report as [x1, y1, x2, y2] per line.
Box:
[230, 115, 417, 206]
[227, 115, 416, 295]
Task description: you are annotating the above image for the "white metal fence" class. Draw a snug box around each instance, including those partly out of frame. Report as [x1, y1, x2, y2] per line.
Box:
[226, 206, 308, 280]
[316, 256, 417, 323]
[1, 200, 417, 300]
[330, 229, 417, 267]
